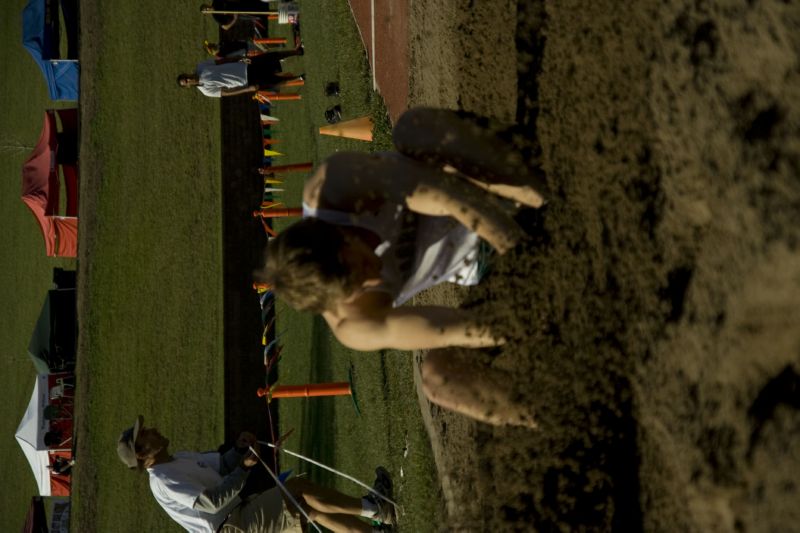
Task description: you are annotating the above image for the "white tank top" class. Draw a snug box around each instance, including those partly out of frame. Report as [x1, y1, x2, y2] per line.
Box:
[302, 200, 482, 306]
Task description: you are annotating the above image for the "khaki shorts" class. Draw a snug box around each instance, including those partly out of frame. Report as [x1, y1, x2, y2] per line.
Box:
[220, 487, 302, 533]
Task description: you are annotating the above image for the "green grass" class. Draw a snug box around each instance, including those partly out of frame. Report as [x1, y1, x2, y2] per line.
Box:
[72, 4, 225, 532]
[1, 1, 441, 531]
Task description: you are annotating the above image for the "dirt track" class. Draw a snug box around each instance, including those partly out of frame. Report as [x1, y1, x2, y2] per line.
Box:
[401, 1, 800, 531]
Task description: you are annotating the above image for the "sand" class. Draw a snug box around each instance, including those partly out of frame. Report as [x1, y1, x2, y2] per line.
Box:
[405, 0, 800, 530]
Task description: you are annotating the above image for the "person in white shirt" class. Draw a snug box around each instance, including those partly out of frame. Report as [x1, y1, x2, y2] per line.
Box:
[117, 416, 396, 532]
[177, 48, 304, 98]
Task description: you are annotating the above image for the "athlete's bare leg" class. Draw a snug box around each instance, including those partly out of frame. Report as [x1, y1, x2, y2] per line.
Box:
[284, 479, 376, 533]
[393, 107, 548, 208]
[421, 348, 537, 429]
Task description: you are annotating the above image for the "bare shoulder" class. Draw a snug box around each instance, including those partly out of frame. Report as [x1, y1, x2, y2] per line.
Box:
[324, 291, 392, 325]
[302, 163, 327, 208]
[322, 292, 394, 350]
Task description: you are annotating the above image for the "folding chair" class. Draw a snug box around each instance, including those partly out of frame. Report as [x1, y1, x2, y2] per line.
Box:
[49, 378, 74, 401]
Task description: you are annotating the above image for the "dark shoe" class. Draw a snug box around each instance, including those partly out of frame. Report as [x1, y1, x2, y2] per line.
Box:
[365, 467, 395, 526]
[373, 466, 393, 497]
[324, 81, 340, 97]
[324, 105, 342, 124]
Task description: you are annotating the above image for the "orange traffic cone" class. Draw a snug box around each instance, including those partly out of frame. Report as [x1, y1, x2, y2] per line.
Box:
[319, 116, 374, 142]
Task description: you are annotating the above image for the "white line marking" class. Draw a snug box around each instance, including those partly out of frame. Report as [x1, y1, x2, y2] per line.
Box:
[371, 0, 376, 91]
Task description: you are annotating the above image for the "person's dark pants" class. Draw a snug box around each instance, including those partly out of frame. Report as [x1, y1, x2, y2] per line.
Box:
[246, 50, 300, 88]
[218, 40, 248, 58]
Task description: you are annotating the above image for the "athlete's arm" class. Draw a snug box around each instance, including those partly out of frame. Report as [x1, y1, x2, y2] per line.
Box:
[323, 293, 502, 351]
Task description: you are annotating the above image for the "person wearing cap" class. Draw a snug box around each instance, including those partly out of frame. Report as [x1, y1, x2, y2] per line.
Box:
[117, 416, 396, 532]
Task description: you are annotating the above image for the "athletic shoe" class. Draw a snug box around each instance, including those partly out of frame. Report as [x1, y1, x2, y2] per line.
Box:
[365, 466, 396, 526]
[324, 105, 342, 124]
[324, 81, 340, 97]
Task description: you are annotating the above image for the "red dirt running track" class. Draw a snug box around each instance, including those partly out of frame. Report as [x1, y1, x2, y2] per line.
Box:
[347, 0, 409, 123]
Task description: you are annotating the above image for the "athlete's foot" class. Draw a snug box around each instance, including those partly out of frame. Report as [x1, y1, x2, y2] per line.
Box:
[484, 182, 546, 209]
[366, 467, 396, 526]
[482, 400, 538, 429]
[456, 172, 547, 209]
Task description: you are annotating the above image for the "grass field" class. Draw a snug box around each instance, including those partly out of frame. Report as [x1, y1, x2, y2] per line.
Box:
[0, 1, 440, 531]
[69, 2, 228, 531]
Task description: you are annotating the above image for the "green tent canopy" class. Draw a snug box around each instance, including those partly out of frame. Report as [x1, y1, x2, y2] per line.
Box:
[28, 289, 76, 374]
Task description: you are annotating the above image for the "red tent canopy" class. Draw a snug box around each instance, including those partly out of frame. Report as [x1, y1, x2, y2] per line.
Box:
[21, 496, 48, 533]
[21, 109, 79, 257]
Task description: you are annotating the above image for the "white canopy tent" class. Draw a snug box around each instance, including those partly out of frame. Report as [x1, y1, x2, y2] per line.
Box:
[15, 374, 68, 496]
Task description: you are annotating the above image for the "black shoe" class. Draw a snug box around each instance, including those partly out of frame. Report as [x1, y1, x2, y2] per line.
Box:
[324, 105, 342, 124]
[324, 81, 340, 97]
[364, 467, 395, 526]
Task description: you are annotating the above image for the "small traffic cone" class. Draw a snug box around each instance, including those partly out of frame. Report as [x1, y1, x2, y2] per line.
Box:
[319, 116, 373, 142]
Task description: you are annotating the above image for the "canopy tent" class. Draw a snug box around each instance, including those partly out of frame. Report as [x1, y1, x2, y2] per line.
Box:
[22, 0, 79, 100]
[28, 289, 77, 374]
[22, 110, 79, 257]
[21, 496, 49, 533]
[16, 374, 73, 497]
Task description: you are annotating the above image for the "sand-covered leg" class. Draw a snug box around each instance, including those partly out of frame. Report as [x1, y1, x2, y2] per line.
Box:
[393, 107, 548, 208]
[421, 348, 537, 429]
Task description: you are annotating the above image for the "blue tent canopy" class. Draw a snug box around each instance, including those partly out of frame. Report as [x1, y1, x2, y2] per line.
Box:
[22, 0, 79, 101]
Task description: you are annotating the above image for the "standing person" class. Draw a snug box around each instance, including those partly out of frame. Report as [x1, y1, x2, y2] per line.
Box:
[257, 107, 545, 428]
[177, 48, 304, 98]
[117, 416, 396, 532]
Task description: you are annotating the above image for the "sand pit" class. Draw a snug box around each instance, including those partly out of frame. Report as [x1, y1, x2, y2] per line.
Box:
[401, 0, 800, 530]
